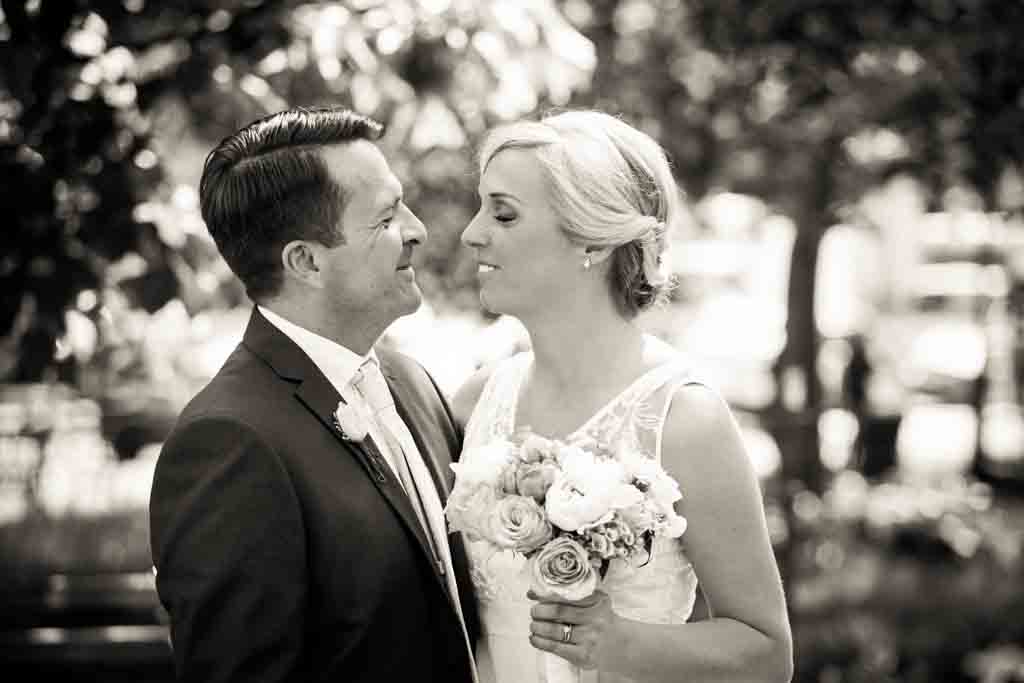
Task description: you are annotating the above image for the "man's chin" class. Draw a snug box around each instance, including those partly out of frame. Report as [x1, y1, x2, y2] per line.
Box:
[397, 288, 423, 316]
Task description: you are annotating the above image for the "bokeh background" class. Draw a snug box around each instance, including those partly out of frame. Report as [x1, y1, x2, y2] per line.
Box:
[2, 1, 1024, 681]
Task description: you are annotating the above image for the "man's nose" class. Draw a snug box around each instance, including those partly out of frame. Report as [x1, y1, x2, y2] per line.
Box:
[401, 205, 427, 245]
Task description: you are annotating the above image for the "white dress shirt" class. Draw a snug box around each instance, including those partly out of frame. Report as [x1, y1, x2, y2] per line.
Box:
[259, 306, 400, 477]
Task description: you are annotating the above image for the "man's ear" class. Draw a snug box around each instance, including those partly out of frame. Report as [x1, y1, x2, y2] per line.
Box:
[281, 240, 323, 287]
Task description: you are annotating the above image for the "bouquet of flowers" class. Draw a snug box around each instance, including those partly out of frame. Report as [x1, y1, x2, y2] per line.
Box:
[445, 430, 688, 682]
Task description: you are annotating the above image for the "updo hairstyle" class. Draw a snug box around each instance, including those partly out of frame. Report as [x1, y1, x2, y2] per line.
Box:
[477, 110, 682, 317]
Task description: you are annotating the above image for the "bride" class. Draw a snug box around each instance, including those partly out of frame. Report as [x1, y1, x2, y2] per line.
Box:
[452, 110, 793, 683]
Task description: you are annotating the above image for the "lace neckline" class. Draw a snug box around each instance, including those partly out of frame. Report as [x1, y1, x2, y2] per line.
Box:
[507, 352, 682, 443]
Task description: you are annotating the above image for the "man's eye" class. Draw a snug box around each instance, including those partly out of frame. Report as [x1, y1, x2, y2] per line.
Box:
[495, 212, 516, 223]
[378, 217, 393, 229]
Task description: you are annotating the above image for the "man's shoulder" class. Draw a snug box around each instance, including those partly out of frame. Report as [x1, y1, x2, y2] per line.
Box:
[174, 343, 281, 427]
[376, 346, 455, 417]
[376, 346, 432, 385]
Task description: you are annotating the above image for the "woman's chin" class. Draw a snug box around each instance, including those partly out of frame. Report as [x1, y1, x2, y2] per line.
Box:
[479, 289, 510, 317]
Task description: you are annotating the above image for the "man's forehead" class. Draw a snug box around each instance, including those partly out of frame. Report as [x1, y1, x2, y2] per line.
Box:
[323, 140, 401, 206]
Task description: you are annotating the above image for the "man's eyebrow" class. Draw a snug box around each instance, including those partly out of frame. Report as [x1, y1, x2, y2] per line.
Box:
[482, 191, 519, 202]
[371, 197, 400, 220]
[371, 183, 403, 220]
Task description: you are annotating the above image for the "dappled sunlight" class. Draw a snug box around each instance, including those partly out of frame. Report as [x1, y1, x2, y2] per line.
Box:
[897, 403, 978, 482]
[3, 1, 1024, 680]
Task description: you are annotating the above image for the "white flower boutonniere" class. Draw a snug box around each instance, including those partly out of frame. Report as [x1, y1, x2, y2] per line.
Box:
[333, 399, 370, 442]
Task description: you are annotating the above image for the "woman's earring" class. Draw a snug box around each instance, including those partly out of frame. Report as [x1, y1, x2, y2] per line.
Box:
[583, 255, 592, 270]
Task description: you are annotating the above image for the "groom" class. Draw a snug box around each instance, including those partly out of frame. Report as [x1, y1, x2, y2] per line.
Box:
[149, 106, 478, 682]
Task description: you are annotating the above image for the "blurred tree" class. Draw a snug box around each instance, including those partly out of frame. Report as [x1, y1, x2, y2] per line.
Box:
[568, 0, 1024, 495]
[4, 0, 1022, 489]
[0, 0, 595, 383]
[1, 0, 169, 381]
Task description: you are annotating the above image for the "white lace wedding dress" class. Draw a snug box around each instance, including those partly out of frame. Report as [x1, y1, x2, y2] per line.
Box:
[462, 348, 704, 683]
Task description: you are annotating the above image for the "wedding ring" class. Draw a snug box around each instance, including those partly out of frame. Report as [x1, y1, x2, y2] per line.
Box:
[561, 623, 573, 643]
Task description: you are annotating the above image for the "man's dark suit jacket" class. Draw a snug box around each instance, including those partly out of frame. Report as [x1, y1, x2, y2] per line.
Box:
[149, 308, 479, 683]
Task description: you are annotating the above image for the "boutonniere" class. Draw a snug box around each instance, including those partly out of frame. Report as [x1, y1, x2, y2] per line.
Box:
[333, 399, 370, 442]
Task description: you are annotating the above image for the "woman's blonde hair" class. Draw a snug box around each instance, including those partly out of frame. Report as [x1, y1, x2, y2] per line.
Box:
[478, 110, 682, 317]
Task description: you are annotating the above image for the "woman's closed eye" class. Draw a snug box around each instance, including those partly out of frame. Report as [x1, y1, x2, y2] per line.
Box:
[491, 201, 517, 223]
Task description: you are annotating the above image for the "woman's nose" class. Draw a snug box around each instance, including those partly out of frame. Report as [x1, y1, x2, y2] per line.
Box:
[461, 213, 487, 248]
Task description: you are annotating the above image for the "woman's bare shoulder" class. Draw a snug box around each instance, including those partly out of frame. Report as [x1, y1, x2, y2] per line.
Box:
[660, 382, 751, 484]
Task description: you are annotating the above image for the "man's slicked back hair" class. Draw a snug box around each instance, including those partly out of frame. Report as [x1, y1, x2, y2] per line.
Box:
[199, 106, 383, 301]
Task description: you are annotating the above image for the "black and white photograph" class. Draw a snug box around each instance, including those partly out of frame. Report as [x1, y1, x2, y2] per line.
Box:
[2, 1, 1023, 681]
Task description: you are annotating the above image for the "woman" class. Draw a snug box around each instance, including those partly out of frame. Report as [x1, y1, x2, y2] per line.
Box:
[452, 110, 793, 683]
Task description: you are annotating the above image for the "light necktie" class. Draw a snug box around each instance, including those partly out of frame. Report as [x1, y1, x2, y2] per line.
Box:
[351, 358, 443, 573]
[351, 358, 479, 683]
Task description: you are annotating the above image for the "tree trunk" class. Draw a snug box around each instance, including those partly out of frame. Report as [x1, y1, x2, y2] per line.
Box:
[771, 141, 837, 599]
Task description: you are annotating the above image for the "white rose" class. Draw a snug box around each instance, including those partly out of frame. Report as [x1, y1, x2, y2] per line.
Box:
[563, 448, 628, 490]
[545, 472, 612, 532]
[546, 473, 635, 533]
[451, 439, 515, 488]
[555, 443, 597, 473]
[444, 484, 498, 541]
[628, 458, 683, 511]
[545, 450, 645, 532]
[648, 474, 682, 511]
[656, 510, 688, 538]
[333, 399, 370, 442]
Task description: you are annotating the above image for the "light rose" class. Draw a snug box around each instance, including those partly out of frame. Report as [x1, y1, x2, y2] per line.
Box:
[544, 472, 615, 532]
[562, 451, 640, 509]
[515, 461, 559, 502]
[544, 467, 643, 533]
[530, 536, 598, 601]
[488, 495, 553, 553]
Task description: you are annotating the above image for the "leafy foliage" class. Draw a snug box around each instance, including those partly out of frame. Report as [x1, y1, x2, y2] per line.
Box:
[1, 0, 595, 381]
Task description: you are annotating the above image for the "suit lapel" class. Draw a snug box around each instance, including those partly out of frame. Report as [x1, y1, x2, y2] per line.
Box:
[241, 308, 443, 587]
[378, 349, 482, 647]
[384, 369, 452, 500]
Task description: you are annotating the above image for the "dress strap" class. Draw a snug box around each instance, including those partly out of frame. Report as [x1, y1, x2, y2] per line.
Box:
[572, 357, 697, 456]
[653, 363, 713, 462]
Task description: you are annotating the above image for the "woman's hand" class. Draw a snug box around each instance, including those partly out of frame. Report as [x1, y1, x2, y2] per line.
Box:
[527, 589, 623, 671]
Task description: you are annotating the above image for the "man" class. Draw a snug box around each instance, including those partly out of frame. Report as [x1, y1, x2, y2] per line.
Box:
[149, 106, 478, 683]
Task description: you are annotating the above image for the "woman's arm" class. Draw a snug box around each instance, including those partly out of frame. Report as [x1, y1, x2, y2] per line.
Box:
[531, 384, 793, 683]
